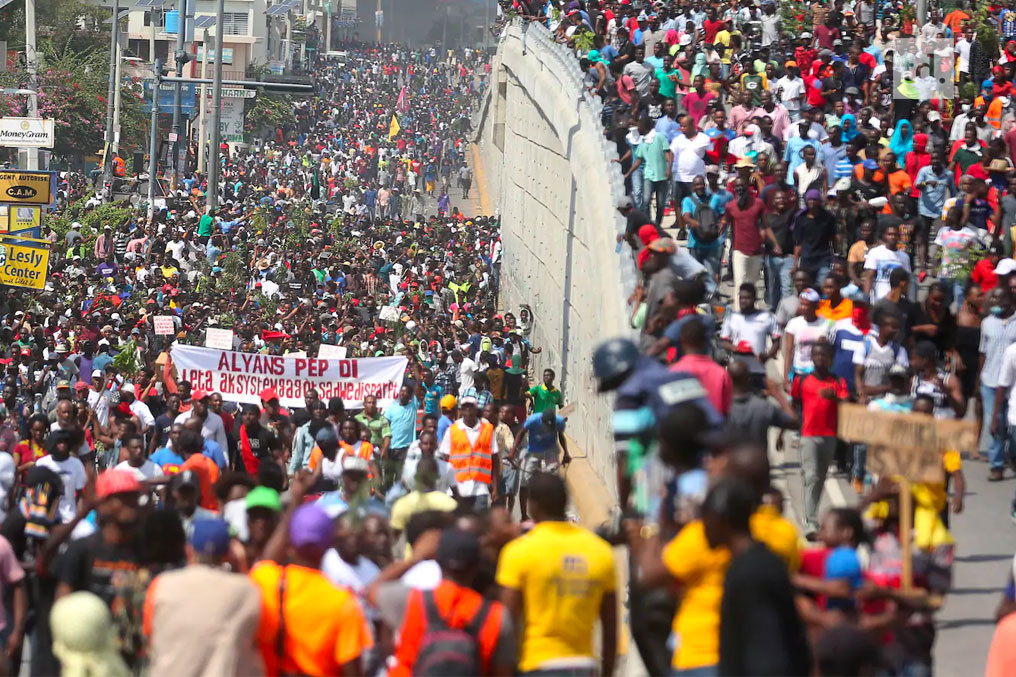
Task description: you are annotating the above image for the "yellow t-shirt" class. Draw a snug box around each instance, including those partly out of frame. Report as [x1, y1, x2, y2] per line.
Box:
[663, 511, 802, 669]
[495, 521, 616, 672]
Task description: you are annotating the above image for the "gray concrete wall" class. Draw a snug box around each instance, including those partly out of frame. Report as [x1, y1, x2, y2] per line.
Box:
[473, 21, 636, 500]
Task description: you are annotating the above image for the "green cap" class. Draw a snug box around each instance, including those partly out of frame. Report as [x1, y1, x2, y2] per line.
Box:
[245, 486, 282, 513]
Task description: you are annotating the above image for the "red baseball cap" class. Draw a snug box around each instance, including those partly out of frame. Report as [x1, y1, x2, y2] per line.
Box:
[259, 387, 280, 402]
[96, 469, 142, 499]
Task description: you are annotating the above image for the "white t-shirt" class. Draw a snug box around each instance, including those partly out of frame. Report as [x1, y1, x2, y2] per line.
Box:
[997, 342, 1016, 426]
[720, 310, 779, 356]
[36, 455, 87, 524]
[774, 76, 805, 111]
[670, 133, 711, 183]
[785, 316, 831, 372]
[320, 550, 381, 620]
[437, 419, 500, 497]
[863, 244, 911, 301]
[851, 336, 909, 387]
[459, 357, 478, 395]
[114, 459, 164, 481]
[955, 38, 971, 73]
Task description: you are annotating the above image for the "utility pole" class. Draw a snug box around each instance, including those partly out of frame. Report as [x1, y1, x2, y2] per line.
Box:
[206, 0, 226, 211]
[147, 59, 162, 220]
[197, 31, 210, 173]
[170, 0, 190, 187]
[103, 0, 121, 183]
[24, 0, 39, 170]
[112, 41, 123, 156]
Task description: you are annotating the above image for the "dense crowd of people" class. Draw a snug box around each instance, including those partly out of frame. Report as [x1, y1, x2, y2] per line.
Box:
[496, 0, 1016, 675]
[12, 0, 1016, 674]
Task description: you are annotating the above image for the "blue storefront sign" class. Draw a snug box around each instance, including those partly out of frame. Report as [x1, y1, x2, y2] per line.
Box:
[143, 82, 196, 116]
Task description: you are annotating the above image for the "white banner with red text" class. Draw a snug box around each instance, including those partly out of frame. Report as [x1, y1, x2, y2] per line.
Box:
[170, 345, 408, 409]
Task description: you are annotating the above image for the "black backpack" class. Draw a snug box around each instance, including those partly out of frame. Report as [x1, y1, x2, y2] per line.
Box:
[413, 590, 491, 676]
[694, 203, 720, 244]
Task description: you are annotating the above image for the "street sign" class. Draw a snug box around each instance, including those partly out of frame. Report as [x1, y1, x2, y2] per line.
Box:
[0, 171, 54, 206]
[167, 132, 178, 142]
[0, 242, 49, 289]
[143, 82, 196, 115]
[0, 118, 55, 149]
[203, 87, 256, 99]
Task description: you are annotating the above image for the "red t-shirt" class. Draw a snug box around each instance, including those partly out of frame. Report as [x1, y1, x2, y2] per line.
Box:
[703, 19, 724, 43]
[792, 372, 847, 436]
[725, 197, 766, 255]
[683, 90, 716, 124]
[971, 257, 1000, 292]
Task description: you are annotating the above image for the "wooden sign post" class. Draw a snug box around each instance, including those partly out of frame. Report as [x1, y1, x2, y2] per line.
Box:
[838, 404, 979, 590]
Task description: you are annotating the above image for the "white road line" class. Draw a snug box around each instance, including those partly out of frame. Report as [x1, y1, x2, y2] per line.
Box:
[826, 475, 850, 508]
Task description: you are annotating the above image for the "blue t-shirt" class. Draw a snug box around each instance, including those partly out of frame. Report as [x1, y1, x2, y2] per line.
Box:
[523, 413, 565, 461]
[384, 397, 419, 449]
[150, 447, 184, 472]
[203, 439, 228, 469]
[424, 384, 443, 416]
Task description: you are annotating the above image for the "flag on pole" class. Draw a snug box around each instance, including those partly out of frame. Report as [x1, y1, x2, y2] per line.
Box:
[388, 114, 401, 141]
[396, 86, 408, 113]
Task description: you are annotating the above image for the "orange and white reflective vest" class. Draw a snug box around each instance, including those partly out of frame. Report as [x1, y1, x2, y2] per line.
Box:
[449, 422, 494, 486]
[987, 97, 1004, 130]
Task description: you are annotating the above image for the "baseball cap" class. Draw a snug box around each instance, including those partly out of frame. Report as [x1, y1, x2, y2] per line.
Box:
[259, 387, 280, 402]
[995, 258, 1016, 276]
[437, 527, 481, 571]
[861, 159, 879, 170]
[190, 389, 210, 401]
[927, 111, 941, 122]
[91, 369, 103, 379]
[245, 486, 282, 513]
[888, 363, 909, 379]
[96, 469, 142, 499]
[289, 504, 333, 549]
[56, 380, 71, 390]
[616, 195, 633, 210]
[190, 519, 231, 558]
[342, 455, 370, 473]
[834, 177, 852, 191]
[440, 394, 457, 409]
[705, 164, 720, 175]
[647, 237, 677, 254]
[784, 60, 798, 68]
[315, 425, 338, 445]
[120, 383, 136, 395]
[800, 288, 821, 303]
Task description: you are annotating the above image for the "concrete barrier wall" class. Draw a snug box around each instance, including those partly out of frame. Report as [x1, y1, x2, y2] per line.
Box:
[473, 21, 637, 502]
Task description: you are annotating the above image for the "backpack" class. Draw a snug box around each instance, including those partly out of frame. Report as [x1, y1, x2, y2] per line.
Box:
[693, 203, 720, 243]
[413, 590, 491, 676]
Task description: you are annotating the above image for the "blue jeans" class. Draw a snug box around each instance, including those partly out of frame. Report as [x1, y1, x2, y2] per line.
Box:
[983, 383, 1007, 469]
[643, 177, 669, 227]
[631, 166, 645, 212]
[692, 246, 722, 283]
[765, 254, 793, 310]
[853, 443, 867, 481]
[671, 666, 717, 677]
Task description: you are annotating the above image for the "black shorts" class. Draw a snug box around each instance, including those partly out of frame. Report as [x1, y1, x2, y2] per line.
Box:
[915, 214, 938, 244]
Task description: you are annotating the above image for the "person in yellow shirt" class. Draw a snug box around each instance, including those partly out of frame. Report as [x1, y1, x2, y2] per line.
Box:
[631, 443, 800, 673]
[496, 472, 617, 676]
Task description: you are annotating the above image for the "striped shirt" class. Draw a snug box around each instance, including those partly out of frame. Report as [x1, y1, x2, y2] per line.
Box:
[980, 314, 1016, 388]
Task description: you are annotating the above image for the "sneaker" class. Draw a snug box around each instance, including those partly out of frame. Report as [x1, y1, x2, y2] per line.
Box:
[989, 467, 1005, 482]
[851, 477, 864, 494]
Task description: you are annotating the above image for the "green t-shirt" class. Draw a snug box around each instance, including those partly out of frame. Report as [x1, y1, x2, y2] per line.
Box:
[656, 68, 678, 99]
[528, 384, 564, 414]
[355, 412, 392, 448]
[198, 214, 214, 237]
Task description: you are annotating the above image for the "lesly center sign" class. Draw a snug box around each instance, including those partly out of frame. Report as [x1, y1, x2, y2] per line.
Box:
[0, 242, 49, 290]
[0, 118, 55, 149]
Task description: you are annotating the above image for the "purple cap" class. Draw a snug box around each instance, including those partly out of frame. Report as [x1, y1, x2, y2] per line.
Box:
[804, 189, 823, 201]
[289, 504, 333, 549]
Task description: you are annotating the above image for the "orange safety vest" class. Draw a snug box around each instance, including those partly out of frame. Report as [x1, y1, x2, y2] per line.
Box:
[449, 422, 494, 486]
[987, 97, 1004, 130]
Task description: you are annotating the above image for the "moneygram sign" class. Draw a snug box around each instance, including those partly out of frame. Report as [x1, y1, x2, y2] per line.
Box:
[0, 118, 55, 149]
[0, 242, 49, 290]
[0, 171, 54, 206]
[888, 38, 955, 102]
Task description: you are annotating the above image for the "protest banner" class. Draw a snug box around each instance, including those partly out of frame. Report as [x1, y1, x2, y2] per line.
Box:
[153, 316, 176, 335]
[170, 345, 408, 409]
[204, 327, 234, 350]
[838, 403, 979, 590]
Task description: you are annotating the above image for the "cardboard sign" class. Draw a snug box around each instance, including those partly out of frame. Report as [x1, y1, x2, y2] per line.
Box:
[204, 327, 234, 350]
[838, 404, 979, 481]
[153, 316, 176, 335]
[318, 343, 347, 359]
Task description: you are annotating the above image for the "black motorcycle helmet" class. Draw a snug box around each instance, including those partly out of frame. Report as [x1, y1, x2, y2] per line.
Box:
[592, 337, 640, 393]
